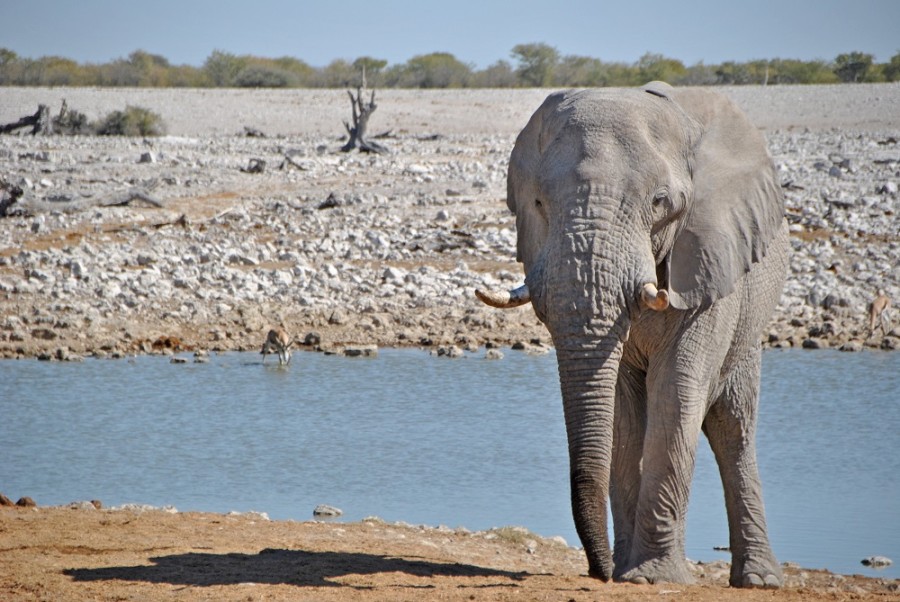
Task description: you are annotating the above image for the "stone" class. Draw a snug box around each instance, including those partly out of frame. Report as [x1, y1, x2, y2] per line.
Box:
[485, 348, 504, 360]
[313, 504, 343, 517]
[839, 341, 863, 352]
[861, 555, 892, 568]
[31, 328, 58, 340]
[343, 345, 378, 358]
[432, 345, 463, 358]
[0, 492, 14, 506]
[16, 496, 37, 507]
[802, 338, 826, 349]
[383, 266, 406, 283]
[68, 500, 99, 510]
[876, 181, 898, 195]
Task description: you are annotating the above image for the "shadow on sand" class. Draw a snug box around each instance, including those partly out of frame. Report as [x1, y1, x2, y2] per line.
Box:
[64, 548, 529, 589]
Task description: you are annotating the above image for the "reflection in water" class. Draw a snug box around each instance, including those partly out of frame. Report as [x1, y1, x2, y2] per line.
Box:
[1, 348, 897, 578]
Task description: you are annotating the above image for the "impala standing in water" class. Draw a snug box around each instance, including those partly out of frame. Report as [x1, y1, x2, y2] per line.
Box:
[261, 328, 293, 365]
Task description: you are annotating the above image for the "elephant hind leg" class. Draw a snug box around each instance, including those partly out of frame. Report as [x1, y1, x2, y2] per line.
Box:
[704, 349, 782, 588]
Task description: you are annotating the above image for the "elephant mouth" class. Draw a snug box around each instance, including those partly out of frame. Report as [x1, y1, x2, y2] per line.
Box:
[475, 282, 669, 312]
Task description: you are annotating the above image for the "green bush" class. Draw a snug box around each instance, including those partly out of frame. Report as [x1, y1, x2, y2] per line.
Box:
[94, 105, 165, 136]
[233, 65, 292, 88]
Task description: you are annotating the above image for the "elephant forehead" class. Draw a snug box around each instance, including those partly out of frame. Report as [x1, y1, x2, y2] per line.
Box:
[536, 147, 665, 204]
[546, 90, 688, 158]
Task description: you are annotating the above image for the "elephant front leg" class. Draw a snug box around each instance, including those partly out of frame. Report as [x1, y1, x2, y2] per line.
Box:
[610, 363, 647, 577]
[620, 377, 705, 585]
[704, 351, 782, 588]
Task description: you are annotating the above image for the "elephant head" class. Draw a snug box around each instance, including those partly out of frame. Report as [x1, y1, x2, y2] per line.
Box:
[477, 82, 784, 581]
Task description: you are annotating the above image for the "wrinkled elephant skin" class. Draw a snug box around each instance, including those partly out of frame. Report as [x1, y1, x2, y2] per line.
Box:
[477, 82, 787, 588]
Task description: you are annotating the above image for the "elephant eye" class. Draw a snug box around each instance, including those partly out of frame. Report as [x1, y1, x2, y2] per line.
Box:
[535, 198, 543, 208]
[652, 191, 669, 207]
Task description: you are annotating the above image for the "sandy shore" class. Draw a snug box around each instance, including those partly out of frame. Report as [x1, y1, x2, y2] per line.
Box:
[1, 505, 896, 601]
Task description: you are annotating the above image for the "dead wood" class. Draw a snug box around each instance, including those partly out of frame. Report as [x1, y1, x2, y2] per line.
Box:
[281, 152, 311, 170]
[0, 104, 54, 135]
[243, 126, 266, 138]
[2, 185, 165, 217]
[341, 81, 388, 154]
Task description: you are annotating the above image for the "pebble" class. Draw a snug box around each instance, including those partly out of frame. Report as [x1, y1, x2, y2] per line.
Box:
[861, 556, 893, 568]
[0, 88, 896, 359]
[313, 504, 343, 517]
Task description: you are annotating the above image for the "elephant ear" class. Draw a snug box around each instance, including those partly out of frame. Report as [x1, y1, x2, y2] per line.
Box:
[644, 84, 785, 310]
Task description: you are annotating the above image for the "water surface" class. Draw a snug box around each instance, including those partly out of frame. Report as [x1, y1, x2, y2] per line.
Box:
[1, 348, 896, 578]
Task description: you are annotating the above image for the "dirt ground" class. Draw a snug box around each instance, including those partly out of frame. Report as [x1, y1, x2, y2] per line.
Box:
[1, 506, 896, 601]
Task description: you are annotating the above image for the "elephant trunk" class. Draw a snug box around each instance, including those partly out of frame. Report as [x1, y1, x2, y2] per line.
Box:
[555, 338, 625, 581]
[544, 221, 637, 581]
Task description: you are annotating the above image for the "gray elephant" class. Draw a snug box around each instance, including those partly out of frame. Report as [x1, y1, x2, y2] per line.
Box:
[477, 82, 787, 588]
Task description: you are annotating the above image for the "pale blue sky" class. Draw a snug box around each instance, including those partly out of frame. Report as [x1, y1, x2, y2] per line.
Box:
[1, 0, 897, 68]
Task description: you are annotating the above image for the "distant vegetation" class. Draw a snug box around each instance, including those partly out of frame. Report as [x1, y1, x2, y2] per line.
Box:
[1, 45, 898, 88]
[93, 106, 165, 136]
[1, 102, 165, 136]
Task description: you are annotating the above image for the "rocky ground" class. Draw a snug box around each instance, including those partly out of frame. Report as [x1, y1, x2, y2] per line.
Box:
[1, 504, 897, 601]
[0, 85, 898, 359]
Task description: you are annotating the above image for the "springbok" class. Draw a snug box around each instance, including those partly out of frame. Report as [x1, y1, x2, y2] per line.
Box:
[261, 327, 293, 365]
[868, 292, 892, 338]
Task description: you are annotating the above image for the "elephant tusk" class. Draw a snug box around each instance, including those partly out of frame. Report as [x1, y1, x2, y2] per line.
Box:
[641, 283, 670, 311]
[475, 284, 531, 308]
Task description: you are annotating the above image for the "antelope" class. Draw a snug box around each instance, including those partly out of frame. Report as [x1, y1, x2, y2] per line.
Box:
[867, 291, 892, 338]
[261, 327, 293, 365]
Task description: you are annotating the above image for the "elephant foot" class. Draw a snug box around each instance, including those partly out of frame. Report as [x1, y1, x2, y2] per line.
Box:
[731, 553, 783, 589]
[618, 556, 695, 585]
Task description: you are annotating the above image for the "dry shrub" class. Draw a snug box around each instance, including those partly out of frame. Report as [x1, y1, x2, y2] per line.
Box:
[94, 105, 166, 136]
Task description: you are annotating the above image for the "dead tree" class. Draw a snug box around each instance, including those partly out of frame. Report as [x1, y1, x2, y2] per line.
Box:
[341, 74, 388, 154]
[0, 104, 54, 135]
[1, 181, 164, 218]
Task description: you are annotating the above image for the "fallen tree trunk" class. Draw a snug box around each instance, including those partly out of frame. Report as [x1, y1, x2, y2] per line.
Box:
[1, 185, 165, 217]
[0, 104, 54, 135]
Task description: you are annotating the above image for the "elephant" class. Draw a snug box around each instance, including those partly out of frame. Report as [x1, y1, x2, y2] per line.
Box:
[476, 82, 788, 588]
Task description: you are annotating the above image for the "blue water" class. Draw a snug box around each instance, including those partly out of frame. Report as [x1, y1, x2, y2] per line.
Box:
[1, 348, 897, 578]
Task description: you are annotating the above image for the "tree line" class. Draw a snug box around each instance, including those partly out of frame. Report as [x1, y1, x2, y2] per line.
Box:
[1, 44, 898, 88]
